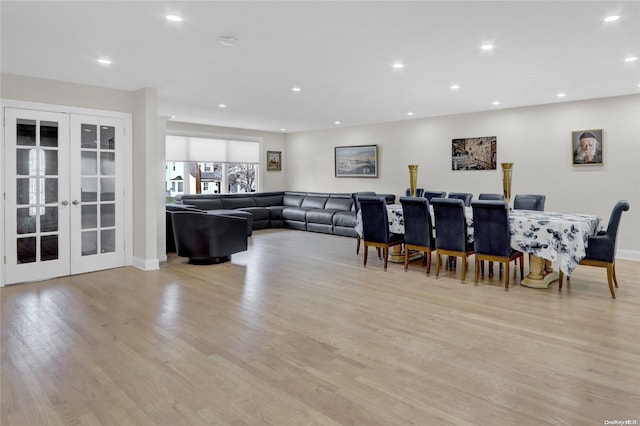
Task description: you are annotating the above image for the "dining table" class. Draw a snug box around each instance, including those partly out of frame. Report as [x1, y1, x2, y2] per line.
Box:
[355, 204, 602, 288]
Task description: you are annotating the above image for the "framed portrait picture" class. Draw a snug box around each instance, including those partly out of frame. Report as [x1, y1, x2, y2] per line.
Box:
[335, 145, 378, 177]
[451, 136, 497, 170]
[572, 129, 603, 165]
[267, 151, 282, 171]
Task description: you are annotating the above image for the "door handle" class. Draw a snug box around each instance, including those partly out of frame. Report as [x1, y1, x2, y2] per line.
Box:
[60, 200, 69, 206]
[72, 200, 80, 205]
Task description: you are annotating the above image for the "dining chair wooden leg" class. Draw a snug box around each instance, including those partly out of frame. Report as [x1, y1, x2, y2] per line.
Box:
[519, 255, 524, 280]
[504, 261, 510, 291]
[612, 262, 619, 287]
[376, 247, 381, 259]
[363, 244, 368, 268]
[383, 247, 389, 270]
[607, 264, 616, 299]
[356, 235, 361, 254]
[474, 258, 480, 285]
[426, 251, 432, 276]
[461, 257, 467, 284]
[404, 248, 410, 272]
[435, 254, 441, 278]
[558, 270, 564, 290]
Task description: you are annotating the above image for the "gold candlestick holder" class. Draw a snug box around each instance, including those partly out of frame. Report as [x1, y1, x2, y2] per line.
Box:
[408, 165, 419, 197]
[501, 162, 513, 206]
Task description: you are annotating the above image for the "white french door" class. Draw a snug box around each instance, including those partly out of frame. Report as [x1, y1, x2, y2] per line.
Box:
[4, 108, 125, 284]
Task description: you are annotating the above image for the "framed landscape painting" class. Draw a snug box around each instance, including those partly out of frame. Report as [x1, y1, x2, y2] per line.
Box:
[267, 151, 282, 171]
[572, 129, 603, 166]
[451, 136, 497, 170]
[335, 145, 378, 177]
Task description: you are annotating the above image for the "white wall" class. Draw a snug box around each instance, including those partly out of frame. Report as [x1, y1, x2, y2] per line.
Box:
[285, 95, 640, 257]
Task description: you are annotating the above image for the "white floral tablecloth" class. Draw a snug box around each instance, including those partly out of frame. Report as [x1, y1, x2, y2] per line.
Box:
[508, 210, 602, 275]
[356, 205, 602, 276]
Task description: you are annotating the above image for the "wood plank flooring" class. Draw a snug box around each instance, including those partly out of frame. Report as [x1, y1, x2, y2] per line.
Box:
[2, 229, 640, 425]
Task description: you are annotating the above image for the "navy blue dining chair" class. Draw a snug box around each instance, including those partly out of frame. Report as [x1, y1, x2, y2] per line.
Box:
[352, 191, 376, 254]
[405, 188, 424, 197]
[513, 194, 546, 211]
[447, 192, 473, 207]
[559, 200, 630, 298]
[358, 195, 404, 270]
[478, 193, 504, 201]
[431, 198, 474, 283]
[423, 191, 446, 202]
[471, 200, 524, 290]
[399, 197, 436, 275]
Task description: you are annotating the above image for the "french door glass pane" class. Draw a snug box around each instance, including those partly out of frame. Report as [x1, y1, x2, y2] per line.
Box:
[44, 179, 58, 203]
[82, 231, 97, 256]
[41, 207, 59, 232]
[16, 178, 35, 205]
[81, 178, 98, 202]
[100, 178, 115, 201]
[43, 150, 58, 175]
[81, 151, 97, 175]
[40, 121, 59, 147]
[100, 126, 115, 150]
[100, 204, 115, 227]
[16, 149, 31, 175]
[17, 208, 36, 234]
[81, 205, 97, 229]
[17, 237, 37, 264]
[16, 119, 36, 146]
[81, 124, 97, 148]
[100, 152, 116, 175]
[101, 230, 115, 253]
[41, 235, 59, 261]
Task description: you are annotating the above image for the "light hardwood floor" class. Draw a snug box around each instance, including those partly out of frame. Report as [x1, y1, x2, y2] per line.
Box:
[2, 229, 639, 425]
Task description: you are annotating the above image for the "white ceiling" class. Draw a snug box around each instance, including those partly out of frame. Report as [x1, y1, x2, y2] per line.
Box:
[2, 1, 639, 133]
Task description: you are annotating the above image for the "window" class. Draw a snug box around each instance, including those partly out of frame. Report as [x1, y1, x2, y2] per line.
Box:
[165, 135, 260, 198]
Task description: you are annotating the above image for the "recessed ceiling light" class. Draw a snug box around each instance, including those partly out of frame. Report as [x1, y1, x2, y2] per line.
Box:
[624, 56, 638, 62]
[481, 44, 494, 51]
[218, 104, 227, 108]
[97, 58, 112, 65]
[280, 128, 286, 132]
[407, 112, 414, 116]
[334, 121, 341, 125]
[557, 92, 566, 98]
[450, 84, 460, 90]
[604, 15, 620, 22]
[392, 63, 404, 69]
[492, 100, 500, 106]
[218, 36, 238, 47]
[166, 15, 183, 22]
[292, 87, 301, 92]
[170, 115, 176, 119]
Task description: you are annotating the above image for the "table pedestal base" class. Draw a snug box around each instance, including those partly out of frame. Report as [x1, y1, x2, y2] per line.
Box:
[520, 256, 559, 288]
[389, 246, 423, 264]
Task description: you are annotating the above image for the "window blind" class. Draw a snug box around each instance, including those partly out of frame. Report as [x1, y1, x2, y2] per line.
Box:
[166, 135, 259, 163]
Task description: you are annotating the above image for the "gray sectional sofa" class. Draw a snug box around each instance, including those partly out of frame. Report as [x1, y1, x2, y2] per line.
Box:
[166, 191, 395, 249]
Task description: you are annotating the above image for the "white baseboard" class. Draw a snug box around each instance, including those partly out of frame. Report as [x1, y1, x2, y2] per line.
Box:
[617, 250, 640, 262]
[158, 253, 167, 263]
[132, 257, 160, 271]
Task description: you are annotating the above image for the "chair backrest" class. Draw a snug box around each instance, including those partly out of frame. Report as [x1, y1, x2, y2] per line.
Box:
[513, 194, 546, 211]
[431, 198, 468, 251]
[478, 193, 504, 201]
[447, 192, 473, 206]
[471, 200, 511, 257]
[399, 197, 434, 247]
[423, 191, 446, 202]
[352, 192, 376, 212]
[358, 195, 391, 243]
[588, 200, 630, 262]
[405, 188, 424, 197]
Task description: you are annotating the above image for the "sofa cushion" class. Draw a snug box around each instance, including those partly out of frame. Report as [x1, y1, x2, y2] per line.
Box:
[238, 206, 270, 221]
[267, 206, 286, 220]
[183, 198, 224, 210]
[306, 209, 334, 224]
[282, 207, 307, 221]
[301, 196, 328, 209]
[325, 196, 353, 212]
[333, 211, 356, 227]
[283, 193, 305, 207]
[221, 197, 257, 209]
[254, 194, 284, 207]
